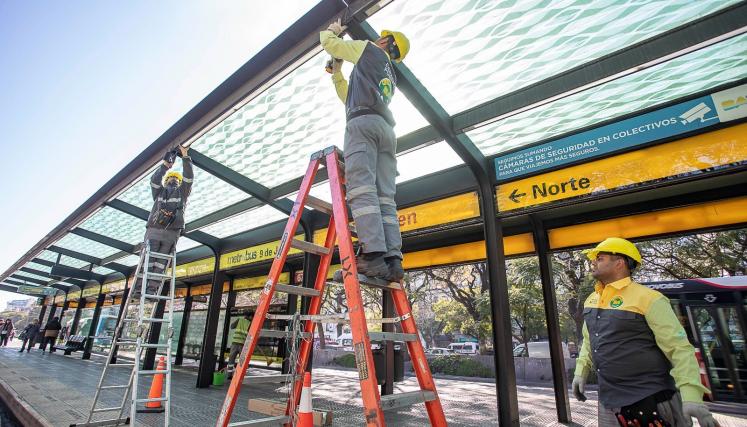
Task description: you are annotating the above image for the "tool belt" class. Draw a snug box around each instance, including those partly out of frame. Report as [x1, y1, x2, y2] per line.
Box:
[616, 389, 675, 427]
[346, 107, 394, 127]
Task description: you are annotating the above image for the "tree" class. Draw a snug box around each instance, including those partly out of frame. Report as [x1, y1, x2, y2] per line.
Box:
[505, 258, 546, 345]
[551, 251, 595, 345]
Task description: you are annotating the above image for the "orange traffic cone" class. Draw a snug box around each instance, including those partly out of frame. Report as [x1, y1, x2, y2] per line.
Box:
[139, 355, 166, 413]
[297, 371, 313, 427]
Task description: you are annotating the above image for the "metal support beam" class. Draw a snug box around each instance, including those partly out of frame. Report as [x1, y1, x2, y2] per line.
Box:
[110, 285, 131, 364]
[219, 285, 237, 371]
[106, 199, 220, 247]
[175, 292, 193, 366]
[82, 286, 105, 359]
[37, 304, 48, 325]
[530, 217, 571, 421]
[197, 254, 227, 387]
[382, 290, 395, 396]
[50, 264, 106, 282]
[65, 299, 84, 355]
[70, 228, 137, 253]
[47, 246, 102, 265]
[10, 275, 47, 286]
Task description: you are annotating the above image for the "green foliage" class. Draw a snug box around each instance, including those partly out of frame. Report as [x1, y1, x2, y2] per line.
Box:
[506, 258, 547, 344]
[332, 353, 357, 368]
[428, 355, 494, 378]
[432, 296, 491, 344]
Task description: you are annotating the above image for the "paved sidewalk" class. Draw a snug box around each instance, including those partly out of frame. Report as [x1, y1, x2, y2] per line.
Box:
[0, 347, 744, 426]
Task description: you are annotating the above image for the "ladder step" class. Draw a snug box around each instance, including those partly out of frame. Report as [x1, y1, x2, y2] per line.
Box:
[227, 416, 290, 426]
[245, 374, 298, 384]
[70, 417, 130, 427]
[135, 397, 169, 403]
[274, 284, 320, 297]
[266, 313, 347, 323]
[100, 385, 130, 390]
[140, 343, 170, 349]
[109, 363, 136, 368]
[328, 274, 402, 290]
[305, 195, 333, 215]
[114, 340, 137, 346]
[92, 407, 125, 413]
[141, 317, 169, 323]
[143, 294, 171, 301]
[380, 390, 437, 411]
[147, 251, 174, 260]
[289, 239, 330, 256]
[259, 329, 312, 340]
[369, 332, 418, 342]
[139, 369, 170, 375]
[137, 272, 170, 279]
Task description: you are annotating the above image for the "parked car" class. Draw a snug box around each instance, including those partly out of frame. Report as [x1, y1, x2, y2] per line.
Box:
[425, 347, 451, 355]
[512, 341, 570, 358]
[447, 342, 480, 355]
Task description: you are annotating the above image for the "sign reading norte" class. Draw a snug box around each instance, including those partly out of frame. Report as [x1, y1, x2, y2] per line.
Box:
[493, 83, 747, 181]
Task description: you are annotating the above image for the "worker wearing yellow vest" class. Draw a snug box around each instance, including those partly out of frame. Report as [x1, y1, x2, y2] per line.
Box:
[321, 19, 410, 282]
[573, 237, 719, 426]
[227, 312, 251, 378]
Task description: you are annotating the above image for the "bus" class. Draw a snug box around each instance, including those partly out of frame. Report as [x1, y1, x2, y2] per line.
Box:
[645, 276, 747, 403]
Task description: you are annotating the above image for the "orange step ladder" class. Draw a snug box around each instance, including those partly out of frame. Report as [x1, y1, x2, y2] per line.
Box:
[216, 146, 447, 427]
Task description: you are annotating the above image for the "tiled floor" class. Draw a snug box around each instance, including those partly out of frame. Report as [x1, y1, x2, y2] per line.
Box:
[0, 346, 744, 426]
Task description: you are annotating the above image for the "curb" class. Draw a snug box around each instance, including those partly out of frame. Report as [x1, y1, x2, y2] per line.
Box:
[0, 376, 53, 427]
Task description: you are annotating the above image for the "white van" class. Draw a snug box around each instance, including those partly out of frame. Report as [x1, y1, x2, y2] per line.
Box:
[447, 342, 479, 355]
[513, 341, 570, 358]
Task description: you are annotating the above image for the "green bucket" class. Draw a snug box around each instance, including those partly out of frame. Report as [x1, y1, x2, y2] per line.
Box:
[213, 371, 226, 386]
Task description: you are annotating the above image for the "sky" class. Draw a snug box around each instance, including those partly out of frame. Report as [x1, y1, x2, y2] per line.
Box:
[0, 0, 316, 308]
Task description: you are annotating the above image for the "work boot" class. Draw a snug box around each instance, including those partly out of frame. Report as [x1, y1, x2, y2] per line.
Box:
[356, 253, 389, 279]
[384, 257, 404, 282]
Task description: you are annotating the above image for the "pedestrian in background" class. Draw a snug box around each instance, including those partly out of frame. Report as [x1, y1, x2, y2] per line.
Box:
[0, 318, 13, 346]
[18, 319, 40, 353]
[41, 316, 62, 353]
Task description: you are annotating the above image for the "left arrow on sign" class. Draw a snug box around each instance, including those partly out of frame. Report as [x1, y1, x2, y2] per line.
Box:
[509, 188, 527, 204]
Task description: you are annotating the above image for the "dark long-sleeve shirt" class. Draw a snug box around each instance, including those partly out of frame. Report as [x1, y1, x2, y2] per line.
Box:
[146, 156, 194, 231]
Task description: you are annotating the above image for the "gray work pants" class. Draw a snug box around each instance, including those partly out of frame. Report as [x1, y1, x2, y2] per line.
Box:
[598, 392, 691, 426]
[136, 227, 180, 294]
[343, 114, 402, 259]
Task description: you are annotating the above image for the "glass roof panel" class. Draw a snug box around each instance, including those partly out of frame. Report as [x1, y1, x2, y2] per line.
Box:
[367, 0, 739, 114]
[93, 266, 116, 275]
[79, 206, 147, 245]
[468, 33, 747, 156]
[14, 271, 51, 282]
[190, 51, 428, 190]
[198, 205, 287, 238]
[55, 233, 121, 259]
[59, 255, 89, 269]
[118, 254, 141, 267]
[36, 250, 59, 263]
[116, 161, 249, 223]
[396, 142, 464, 184]
[175, 236, 202, 253]
[24, 262, 52, 274]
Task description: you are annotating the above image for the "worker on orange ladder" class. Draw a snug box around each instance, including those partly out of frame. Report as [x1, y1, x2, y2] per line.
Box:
[572, 237, 719, 427]
[132, 145, 193, 298]
[321, 19, 410, 282]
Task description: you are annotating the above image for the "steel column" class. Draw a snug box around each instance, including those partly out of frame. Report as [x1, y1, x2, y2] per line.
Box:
[175, 291, 193, 366]
[219, 283, 237, 371]
[82, 289, 105, 359]
[143, 283, 169, 370]
[530, 217, 571, 422]
[65, 299, 85, 355]
[381, 290, 395, 396]
[110, 285, 131, 364]
[197, 256, 228, 388]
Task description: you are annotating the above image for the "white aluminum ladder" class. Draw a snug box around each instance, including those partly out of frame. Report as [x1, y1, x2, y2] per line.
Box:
[71, 242, 176, 427]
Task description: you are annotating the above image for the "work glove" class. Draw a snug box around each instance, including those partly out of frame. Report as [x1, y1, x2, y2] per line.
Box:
[571, 376, 587, 402]
[683, 402, 719, 427]
[325, 57, 343, 74]
[327, 18, 343, 35]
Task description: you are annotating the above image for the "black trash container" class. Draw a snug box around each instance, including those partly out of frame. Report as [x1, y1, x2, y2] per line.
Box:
[373, 346, 404, 384]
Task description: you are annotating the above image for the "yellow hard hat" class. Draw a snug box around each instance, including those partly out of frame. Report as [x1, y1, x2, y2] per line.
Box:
[163, 171, 182, 185]
[583, 237, 642, 264]
[381, 30, 410, 62]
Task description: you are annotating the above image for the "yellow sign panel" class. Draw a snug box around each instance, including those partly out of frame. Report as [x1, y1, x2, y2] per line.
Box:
[497, 124, 747, 212]
[175, 257, 215, 278]
[313, 192, 480, 244]
[548, 196, 747, 250]
[220, 239, 302, 270]
[54, 294, 65, 304]
[81, 286, 99, 298]
[102, 279, 125, 294]
[68, 290, 82, 300]
[234, 273, 290, 291]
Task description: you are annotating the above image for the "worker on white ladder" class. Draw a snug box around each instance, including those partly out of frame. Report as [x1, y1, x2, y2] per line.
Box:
[321, 19, 410, 282]
[134, 145, 193, 298]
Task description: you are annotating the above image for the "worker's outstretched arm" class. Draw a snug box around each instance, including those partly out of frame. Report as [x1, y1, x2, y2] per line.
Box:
[574, 322, 593, 379]
[645, 296, 710, 402]
[320, 30, 367, 64]
[331, 65, 348, 103]
[150, 157, 170, 201]
[180, 146, 194, 201]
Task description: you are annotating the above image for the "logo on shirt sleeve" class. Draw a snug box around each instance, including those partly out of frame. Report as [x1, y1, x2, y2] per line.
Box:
[379, 78, 394, 105]
[610, 296, 624, 308]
